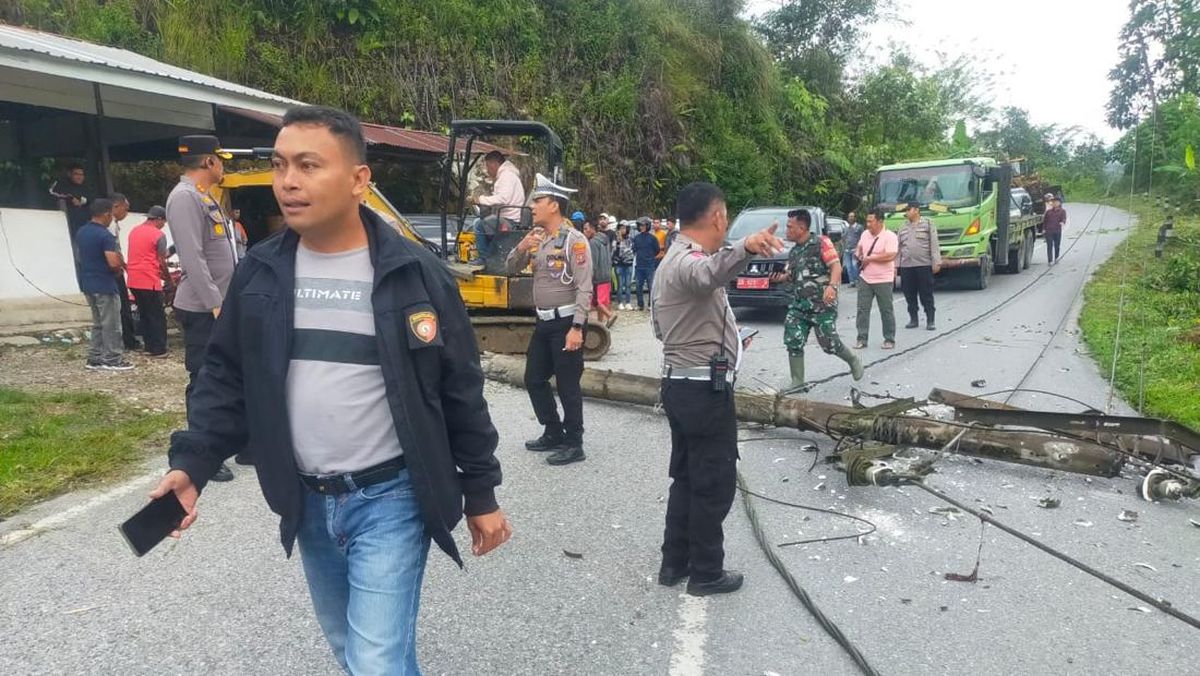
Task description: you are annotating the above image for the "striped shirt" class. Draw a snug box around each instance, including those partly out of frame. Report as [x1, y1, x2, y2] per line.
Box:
[286, 244, 403, 474]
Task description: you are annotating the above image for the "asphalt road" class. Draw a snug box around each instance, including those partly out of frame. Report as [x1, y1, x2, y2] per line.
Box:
[2, 203, 1197, 675]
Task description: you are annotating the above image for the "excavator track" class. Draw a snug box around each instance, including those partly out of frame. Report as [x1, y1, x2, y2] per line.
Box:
[470, 316, 611, 361]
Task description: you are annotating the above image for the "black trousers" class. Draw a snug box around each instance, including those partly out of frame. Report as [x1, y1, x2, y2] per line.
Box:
[660, 378, 738, 582]
[899, 265, 935, 321]
[176, 308, 215, 415]
[114, 274, 139, 349]
[524, 316, 585, 440]
[1046, 231, 1062, 262]
[131, 288, 167, 355]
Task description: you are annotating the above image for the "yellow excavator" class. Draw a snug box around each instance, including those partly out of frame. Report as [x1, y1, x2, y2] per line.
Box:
[212, 119, 611, 360]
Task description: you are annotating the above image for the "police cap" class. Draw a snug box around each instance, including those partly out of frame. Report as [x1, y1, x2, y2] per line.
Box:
[178, 135, 232, 160]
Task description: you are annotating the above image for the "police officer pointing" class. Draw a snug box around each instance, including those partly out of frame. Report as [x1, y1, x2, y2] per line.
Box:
[166, 135, 238, 482]
[651, 182, 783, 596]
[505, 174, 593, 466]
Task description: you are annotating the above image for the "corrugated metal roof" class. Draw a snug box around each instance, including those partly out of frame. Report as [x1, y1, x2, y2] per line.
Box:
[223, 107, 510, 157]
[0, 22, 300, 111]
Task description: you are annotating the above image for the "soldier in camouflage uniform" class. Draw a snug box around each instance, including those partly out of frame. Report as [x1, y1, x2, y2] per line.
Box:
[771, 209, 864, 393]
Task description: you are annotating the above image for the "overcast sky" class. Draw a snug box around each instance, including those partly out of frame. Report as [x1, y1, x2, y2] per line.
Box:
[745, 0, 1130, 143]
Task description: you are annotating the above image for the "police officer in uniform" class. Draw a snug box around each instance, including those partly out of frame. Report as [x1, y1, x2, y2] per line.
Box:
[505, 174, 593, 466]
[166, 135, 238, 482]
[651, 182, 783, 596]
[772, 209, 864, 393]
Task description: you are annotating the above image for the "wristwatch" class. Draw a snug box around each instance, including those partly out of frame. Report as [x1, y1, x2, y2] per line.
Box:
[571, 322, 585, 330]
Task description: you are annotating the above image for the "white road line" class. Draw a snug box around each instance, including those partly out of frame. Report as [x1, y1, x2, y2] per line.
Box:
[669, 593, 710, 676]
[0, 469, 160, 547]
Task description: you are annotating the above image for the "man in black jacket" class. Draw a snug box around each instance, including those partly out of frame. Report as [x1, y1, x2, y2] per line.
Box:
[150, 106, 510, 675]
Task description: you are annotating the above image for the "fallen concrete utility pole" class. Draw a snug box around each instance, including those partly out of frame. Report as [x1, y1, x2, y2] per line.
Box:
[480, 354, 1124, 477]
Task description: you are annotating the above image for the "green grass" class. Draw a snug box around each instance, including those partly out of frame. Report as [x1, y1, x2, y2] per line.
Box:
[0, 387, 181, 519]
[1079, 197, 1200, 429]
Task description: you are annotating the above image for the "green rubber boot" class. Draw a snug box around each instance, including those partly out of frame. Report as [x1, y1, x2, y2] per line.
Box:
[782, 354, 807, 395]
[837, 344, 865, 381]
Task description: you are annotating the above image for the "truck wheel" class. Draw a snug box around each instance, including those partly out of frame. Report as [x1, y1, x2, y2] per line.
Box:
[972, 255, 992, 290]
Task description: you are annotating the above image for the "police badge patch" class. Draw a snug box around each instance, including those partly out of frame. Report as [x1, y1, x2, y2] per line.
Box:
[572, 241, 588, 266]
[408, 310, 438, 344]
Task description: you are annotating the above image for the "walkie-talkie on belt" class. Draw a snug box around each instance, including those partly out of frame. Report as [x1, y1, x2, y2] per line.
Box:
[709, 296, 731, 392]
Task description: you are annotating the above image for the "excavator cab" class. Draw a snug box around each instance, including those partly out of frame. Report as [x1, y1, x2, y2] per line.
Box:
[439, 120, 610, 360]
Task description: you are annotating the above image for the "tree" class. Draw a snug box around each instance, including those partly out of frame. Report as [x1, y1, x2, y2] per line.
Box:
[753, 0, 884, 97]
[1108, 0, 1200, 129]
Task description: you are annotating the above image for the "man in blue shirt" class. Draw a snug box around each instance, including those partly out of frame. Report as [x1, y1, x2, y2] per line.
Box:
[75, 198, 133, 371]
[631, 217, 660, 310]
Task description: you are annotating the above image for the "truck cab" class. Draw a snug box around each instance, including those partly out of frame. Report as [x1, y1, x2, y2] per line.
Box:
[874, 157, 1040, 290]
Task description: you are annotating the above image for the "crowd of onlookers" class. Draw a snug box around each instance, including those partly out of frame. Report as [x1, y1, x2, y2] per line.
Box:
[570, 213, 679, 324]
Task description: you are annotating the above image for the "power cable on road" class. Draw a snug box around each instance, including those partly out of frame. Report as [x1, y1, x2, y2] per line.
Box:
[906, 478, 1200, 632]
[738, 471, 882, 676]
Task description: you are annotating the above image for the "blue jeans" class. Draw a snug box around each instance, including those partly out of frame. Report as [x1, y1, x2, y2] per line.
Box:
[842, 251, 860, 284]
[615, 265, 632, 304]
[634, 267, 655, 309]
[471, 217, 495, 259]
[298, 470, 431, 675]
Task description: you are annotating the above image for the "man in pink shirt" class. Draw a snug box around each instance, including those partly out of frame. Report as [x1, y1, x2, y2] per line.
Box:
[854, 208, 898, 349]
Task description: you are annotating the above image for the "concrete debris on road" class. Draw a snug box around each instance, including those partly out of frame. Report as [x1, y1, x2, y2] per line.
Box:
[1118, 510, 1139, 522]
[1038, 497, 1061, 509]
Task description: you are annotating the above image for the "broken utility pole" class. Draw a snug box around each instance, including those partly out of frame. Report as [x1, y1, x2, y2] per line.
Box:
[480, 355, 1125, 477]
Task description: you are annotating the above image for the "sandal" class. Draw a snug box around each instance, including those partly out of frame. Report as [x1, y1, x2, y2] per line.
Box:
[882, 340, 895, 350]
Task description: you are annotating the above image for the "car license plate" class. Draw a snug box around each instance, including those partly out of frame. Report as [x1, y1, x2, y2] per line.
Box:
[736, 277, 770, 290]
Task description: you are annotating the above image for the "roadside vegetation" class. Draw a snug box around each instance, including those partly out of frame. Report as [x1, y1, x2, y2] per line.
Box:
[1080, 197, 1200, 429]
[0, 0, 1109, 216]
[0, 387, 180, 518]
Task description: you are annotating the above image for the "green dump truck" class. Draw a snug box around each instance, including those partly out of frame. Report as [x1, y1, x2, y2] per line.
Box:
[873, 157, 1042, 290]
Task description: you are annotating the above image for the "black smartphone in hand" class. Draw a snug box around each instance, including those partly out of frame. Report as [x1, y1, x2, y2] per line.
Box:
[119, 492, 187, 557]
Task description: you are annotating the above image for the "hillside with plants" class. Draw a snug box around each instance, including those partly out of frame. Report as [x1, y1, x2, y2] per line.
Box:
[0, 0, 1114, 214]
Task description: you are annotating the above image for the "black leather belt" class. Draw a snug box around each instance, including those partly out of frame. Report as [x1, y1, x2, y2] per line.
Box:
[300, 457, 407, 495]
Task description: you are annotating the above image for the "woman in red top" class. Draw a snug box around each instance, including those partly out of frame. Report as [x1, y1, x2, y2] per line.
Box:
[125, 206, 172, 356]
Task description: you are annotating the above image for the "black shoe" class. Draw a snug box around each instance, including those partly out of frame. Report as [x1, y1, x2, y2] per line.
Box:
[658, 564, 689, 587]
[210, 463, 234, 482]
[126, 340, 143, 351]
[234, 453, 254, 466]
[686, 570, 744, 596]
[905, 318, 919, 329]
[546, 443, 585, 466]
[927, 322, 936, 331]
[525, 429, 564, 452]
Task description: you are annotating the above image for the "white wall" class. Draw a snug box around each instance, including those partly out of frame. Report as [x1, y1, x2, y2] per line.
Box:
[0, 207, 163, 326]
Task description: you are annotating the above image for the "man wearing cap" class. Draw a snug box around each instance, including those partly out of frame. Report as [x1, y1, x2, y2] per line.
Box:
[505, 174, 593, 466]
[166, 134, 238, 482]
[599, 213, 617, 248]
[652, 182, 784, 596]
[1042, 193, 1066, 265]
[897, 201, 941, 331]
[469, 150, 525, 265]
[126, 206, 173, 357]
